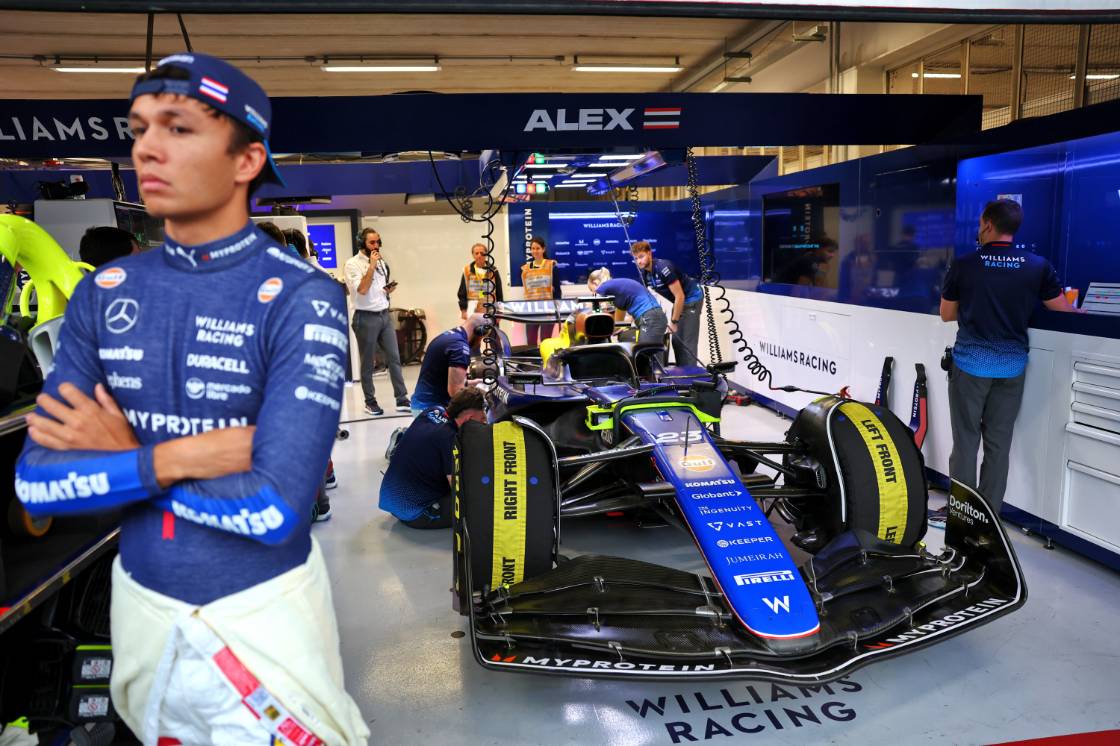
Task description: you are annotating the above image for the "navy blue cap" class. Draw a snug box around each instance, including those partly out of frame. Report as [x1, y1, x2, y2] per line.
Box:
[130, 52, 284, 187]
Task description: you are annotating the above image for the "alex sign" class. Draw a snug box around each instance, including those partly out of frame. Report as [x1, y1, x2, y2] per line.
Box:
[0, 93, 983, 158]
[523, 106, 681, 132]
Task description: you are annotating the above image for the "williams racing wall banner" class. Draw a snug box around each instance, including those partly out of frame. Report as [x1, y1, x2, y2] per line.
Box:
[507, 201, 698, 287]
[752, 305, 851, 400]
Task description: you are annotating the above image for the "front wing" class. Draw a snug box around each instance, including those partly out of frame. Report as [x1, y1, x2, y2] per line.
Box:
[465, 480, 1025, 682]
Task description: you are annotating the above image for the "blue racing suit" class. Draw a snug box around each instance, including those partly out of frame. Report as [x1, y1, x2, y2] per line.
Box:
[14, 222, 348, 605]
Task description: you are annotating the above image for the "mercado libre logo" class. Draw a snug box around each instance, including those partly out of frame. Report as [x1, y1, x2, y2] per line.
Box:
[257, 277, 283, 304]
[622, 676, 864, 743]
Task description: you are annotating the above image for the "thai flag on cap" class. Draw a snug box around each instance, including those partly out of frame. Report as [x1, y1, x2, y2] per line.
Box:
[199, 76, 229, 103]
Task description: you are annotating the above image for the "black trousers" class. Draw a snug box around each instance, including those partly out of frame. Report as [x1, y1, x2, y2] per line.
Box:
[947, 362, 1026, 515]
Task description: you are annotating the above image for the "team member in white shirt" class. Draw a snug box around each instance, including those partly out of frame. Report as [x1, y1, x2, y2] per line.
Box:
[344, 228, 410, 415]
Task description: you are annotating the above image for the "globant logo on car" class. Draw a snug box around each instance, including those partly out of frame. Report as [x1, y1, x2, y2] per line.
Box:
[691, 490, 741, 501]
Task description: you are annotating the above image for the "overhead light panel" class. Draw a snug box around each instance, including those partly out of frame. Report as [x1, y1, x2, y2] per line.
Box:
[53, 67, 147, 74]
[322, 58, 439, 73]
[323, 65, 441, 72]
[572, 55, 680, 73]
[574, 65, 682, 73]
[911, 72, 961, 79]
[1073, 73, 1119, 80]
[596, 154, 643, 161]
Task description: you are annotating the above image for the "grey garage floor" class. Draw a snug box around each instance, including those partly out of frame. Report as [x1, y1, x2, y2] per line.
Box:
[317, 371, 1120, 746]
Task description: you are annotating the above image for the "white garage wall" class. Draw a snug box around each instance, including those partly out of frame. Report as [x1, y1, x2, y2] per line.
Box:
[360, 213, 514, 340]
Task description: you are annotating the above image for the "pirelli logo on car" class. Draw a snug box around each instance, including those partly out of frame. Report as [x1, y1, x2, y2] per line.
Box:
[492, 422, 527, 589]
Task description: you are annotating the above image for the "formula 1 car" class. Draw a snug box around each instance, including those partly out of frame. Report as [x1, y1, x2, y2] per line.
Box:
[452, 299, 1025, 682]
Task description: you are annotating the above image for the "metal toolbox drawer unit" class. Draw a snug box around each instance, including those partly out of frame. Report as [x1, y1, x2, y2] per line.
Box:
[1064, 358, 1120, 553]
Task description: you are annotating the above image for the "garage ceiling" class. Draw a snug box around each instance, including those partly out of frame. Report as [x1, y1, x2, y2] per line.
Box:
[0, 10, 778, 99]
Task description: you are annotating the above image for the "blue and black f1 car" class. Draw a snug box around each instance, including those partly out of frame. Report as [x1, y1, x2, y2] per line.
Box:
[452, 300, 1025, 682]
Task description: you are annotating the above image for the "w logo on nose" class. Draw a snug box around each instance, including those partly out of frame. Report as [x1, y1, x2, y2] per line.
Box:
[762, 595, 791, 614]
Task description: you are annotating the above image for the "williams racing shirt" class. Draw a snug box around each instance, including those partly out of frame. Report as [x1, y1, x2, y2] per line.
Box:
[378, 406, 457, 521]
[942, 241, 1062, 378]
[639, 257, 703, 305]
[15, 222, 348, 605]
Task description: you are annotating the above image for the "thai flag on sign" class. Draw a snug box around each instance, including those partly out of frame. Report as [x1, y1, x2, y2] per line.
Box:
[643, 107, 681, 129]
[199, 76, 229, 103]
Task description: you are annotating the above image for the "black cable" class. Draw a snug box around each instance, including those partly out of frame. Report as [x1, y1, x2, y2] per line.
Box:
[683, 148, 836, 399]
[427, 152, 517, 387]
[684, 147, 723, 365]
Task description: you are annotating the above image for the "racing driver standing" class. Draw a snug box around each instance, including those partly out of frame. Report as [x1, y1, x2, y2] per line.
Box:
[14, 53, 368, 745]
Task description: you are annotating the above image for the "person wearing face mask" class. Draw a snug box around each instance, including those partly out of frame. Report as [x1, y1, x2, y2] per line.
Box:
[344, 228, 410, 416]
[520, 235, 561, 347]
[458, 242, 504, 320]
[933, 198, 1077, 528]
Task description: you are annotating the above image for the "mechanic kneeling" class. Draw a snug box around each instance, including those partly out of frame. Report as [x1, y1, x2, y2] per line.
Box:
[379, 388, 487, 528]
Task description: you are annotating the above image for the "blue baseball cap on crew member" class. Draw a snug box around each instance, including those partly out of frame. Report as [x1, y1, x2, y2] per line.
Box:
[129, 52, 285, 187]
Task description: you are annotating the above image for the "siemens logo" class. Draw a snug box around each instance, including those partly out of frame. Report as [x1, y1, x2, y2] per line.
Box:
[16, 471, 110, 504]
[107, 372, 142, 390]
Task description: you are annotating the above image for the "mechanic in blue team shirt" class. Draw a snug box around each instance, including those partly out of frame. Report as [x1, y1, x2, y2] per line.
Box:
[630, 240, 704, 366]
[14, 53, 367, 744]
[587, 267, 668, 354]
[379, 388, 487, 528]
[935, 199, 1076, 525]
[409, 314, 486, 416]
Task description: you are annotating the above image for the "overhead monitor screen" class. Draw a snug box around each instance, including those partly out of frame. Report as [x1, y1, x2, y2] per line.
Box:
[762, 184, 840, 288]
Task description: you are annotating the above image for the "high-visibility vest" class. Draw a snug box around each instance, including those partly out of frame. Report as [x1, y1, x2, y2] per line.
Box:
[464, 263, 495, 312]
[521, 258, 555, 301]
